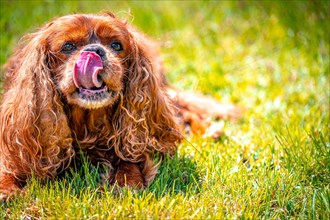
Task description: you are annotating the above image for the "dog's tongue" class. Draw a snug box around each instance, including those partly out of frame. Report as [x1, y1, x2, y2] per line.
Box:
[73, 51, 103, 89]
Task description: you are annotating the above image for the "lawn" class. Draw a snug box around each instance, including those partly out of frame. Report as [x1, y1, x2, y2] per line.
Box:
[0, 0, 329, 219]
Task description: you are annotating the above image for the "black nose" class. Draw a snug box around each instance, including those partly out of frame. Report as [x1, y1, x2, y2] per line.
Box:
[83, 45, 106, 58]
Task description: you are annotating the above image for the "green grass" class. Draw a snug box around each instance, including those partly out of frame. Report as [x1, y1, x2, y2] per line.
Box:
[1, 0, 329, 219]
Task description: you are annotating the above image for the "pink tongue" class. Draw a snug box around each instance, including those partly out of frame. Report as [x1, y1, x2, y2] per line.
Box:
[73, 51, 103, 89]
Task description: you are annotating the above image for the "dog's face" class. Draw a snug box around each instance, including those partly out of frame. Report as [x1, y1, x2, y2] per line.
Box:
[46, 13, 133, 109]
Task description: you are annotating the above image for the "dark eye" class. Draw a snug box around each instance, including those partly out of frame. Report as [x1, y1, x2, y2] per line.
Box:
[61, 42, 76, 53]
[110, 41, 123, 52]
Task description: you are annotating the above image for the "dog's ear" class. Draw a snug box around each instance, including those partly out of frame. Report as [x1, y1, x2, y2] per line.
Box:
[0, 25, 73, 181]
[110, 28, 182, 162]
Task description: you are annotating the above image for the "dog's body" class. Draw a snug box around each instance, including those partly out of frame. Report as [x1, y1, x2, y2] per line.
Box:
[0, 12, 238, 200]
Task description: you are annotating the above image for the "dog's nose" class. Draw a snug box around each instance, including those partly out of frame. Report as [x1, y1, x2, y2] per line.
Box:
[83, 45, 106, 58]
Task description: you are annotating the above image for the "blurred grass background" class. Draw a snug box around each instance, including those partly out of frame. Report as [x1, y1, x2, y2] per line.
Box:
[0, 0, 329, 219]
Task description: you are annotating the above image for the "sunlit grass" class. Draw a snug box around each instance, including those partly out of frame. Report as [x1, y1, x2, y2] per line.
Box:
[1, 1, 329, 219]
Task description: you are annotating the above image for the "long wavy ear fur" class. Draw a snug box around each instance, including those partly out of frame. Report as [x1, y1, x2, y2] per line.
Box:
[0, 26, 73, 181]
[111, 28, 182, 162]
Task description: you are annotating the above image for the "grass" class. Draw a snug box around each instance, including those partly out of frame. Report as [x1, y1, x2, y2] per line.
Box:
[0, 0, 329, 219]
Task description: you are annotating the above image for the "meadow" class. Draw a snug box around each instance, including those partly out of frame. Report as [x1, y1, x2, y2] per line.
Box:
[0, 1, 329, 219]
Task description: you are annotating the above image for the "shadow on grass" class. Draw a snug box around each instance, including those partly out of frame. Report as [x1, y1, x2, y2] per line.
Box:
[20, 153, 202, 200]
[148, 155, 202, 197]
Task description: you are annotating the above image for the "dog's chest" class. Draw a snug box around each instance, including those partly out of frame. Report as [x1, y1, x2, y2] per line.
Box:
[70, 108, 113, 150]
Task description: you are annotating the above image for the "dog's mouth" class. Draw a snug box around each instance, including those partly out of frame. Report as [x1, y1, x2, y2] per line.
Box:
[76, 84, 117, 101]
[72, 84, 119, 109]
[71, 51, 119, 109]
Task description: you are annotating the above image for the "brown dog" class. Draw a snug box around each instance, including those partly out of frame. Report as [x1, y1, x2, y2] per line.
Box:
[0, 12, 238, 200]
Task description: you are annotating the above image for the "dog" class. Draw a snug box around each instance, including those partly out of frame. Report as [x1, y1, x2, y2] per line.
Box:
[0, 12, 238, 200]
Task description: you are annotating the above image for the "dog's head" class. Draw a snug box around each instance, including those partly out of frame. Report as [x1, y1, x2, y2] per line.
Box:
[45, 13, 133, 109]
[4, 12, 159, 110]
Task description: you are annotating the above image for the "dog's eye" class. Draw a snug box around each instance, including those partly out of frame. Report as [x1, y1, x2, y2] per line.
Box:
[61, 42, 76, 53]
[110, 41, 122, 52]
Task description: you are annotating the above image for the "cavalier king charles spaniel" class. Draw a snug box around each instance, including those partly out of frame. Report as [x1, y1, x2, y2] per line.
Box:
[0, 12, 238, 200]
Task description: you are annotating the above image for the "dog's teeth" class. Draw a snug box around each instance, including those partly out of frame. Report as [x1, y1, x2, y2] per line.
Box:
[75, 86, 115, 109]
